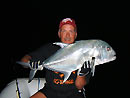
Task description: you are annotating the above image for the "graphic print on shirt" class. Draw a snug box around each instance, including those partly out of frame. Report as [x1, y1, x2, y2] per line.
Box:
[53, 71, 76, 85]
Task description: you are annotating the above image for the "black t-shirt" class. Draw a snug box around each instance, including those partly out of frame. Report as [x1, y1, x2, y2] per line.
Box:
[28, 43, 78, 91]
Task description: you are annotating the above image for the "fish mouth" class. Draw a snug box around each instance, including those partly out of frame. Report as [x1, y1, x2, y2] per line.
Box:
[113, 56, 116, 60]
[111, 54, 116, 61]
[108, 55, 116, 61]
[96, 55, 116, 65]
[105, 56, 116, 63]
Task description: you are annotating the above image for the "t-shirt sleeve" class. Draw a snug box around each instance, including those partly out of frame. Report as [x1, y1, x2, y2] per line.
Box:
[28, 43, 51, 61]
[28, 43, 60, 62]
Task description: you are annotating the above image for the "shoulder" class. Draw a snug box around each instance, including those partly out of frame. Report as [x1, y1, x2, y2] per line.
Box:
[40, 42, 61, 49]
[28, 42, 61, 59]
[38, 42, 61, 55]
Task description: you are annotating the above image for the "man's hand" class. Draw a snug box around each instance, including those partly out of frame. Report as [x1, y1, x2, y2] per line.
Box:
[78, 61, 91, 76]
[29, 60, 43, 70]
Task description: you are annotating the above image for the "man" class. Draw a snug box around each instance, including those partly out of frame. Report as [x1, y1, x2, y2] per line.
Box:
[21, 18, 91, 98]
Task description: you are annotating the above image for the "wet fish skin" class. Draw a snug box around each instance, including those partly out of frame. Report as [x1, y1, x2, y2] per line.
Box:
[42, 39, 116, 82]
[17, 39, 116, 83]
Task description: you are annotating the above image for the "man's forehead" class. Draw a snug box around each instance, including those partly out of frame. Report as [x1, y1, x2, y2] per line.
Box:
[61, 24, 75, 29]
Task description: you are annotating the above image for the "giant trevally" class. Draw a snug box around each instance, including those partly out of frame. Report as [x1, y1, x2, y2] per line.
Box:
[17, 39, 116, 83]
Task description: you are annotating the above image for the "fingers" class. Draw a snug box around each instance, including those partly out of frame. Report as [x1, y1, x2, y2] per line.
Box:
[84, 61, 87, 68]
[87, 61, 90, 68]
[29, 61, 33, 68]
[30, 61, 41, 69]
[83, 61, 90, 69]
[37, 61, 41, 68]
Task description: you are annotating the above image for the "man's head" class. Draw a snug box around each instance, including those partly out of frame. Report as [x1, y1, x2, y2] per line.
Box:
[58, 18, 77, 44]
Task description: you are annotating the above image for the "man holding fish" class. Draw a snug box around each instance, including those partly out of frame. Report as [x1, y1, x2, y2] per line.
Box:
[21, 18, 91, 98]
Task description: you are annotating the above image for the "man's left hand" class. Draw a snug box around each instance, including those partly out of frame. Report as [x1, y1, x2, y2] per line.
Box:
[78, 61, 91, 76]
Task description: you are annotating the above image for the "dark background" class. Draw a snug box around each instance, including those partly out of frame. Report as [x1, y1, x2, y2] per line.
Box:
[1, 1, 129, 98]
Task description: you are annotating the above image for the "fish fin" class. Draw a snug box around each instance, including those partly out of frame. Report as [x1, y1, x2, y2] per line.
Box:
[62, 71, 72, 83]
[28, 69, 37, 83]
[53, 42, 69, 48]
[16, 61, 30, 68]
[16, 61, 41, 83]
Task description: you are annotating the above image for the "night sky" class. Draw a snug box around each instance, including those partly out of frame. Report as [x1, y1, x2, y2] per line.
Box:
[1, 1, 129, 98]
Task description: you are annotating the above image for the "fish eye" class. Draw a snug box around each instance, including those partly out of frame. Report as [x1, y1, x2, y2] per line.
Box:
[106, 47, 111, 51]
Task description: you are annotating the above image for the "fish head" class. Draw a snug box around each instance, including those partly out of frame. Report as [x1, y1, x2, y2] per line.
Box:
[94, 40, 116, 65]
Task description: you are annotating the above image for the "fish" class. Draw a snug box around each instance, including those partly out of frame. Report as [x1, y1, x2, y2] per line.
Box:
[17, 39, 116, 83]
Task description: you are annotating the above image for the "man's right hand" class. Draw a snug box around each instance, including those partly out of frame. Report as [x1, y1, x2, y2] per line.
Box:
[20, 55, 43, 70]
[21, 55, 32, 63]
[29, 60, 42, 70]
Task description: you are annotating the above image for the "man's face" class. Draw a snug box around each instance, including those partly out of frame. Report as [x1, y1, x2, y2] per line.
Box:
[58, 24, 77, 44]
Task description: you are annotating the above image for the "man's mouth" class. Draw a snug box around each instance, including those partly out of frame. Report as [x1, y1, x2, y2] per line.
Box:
[64, 38, 71, 41]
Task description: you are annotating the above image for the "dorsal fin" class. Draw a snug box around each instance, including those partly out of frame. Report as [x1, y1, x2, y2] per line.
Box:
[53, 42, 69, 48]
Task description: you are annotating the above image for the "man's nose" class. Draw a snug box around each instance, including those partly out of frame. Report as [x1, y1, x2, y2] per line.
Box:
[66, 32, 70, 37]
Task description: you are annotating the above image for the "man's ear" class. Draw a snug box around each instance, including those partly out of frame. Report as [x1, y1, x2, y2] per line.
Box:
[75, 32, 77, 39]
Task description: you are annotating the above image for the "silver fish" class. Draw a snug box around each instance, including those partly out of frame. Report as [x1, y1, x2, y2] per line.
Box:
[17, 39, 116, 83]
